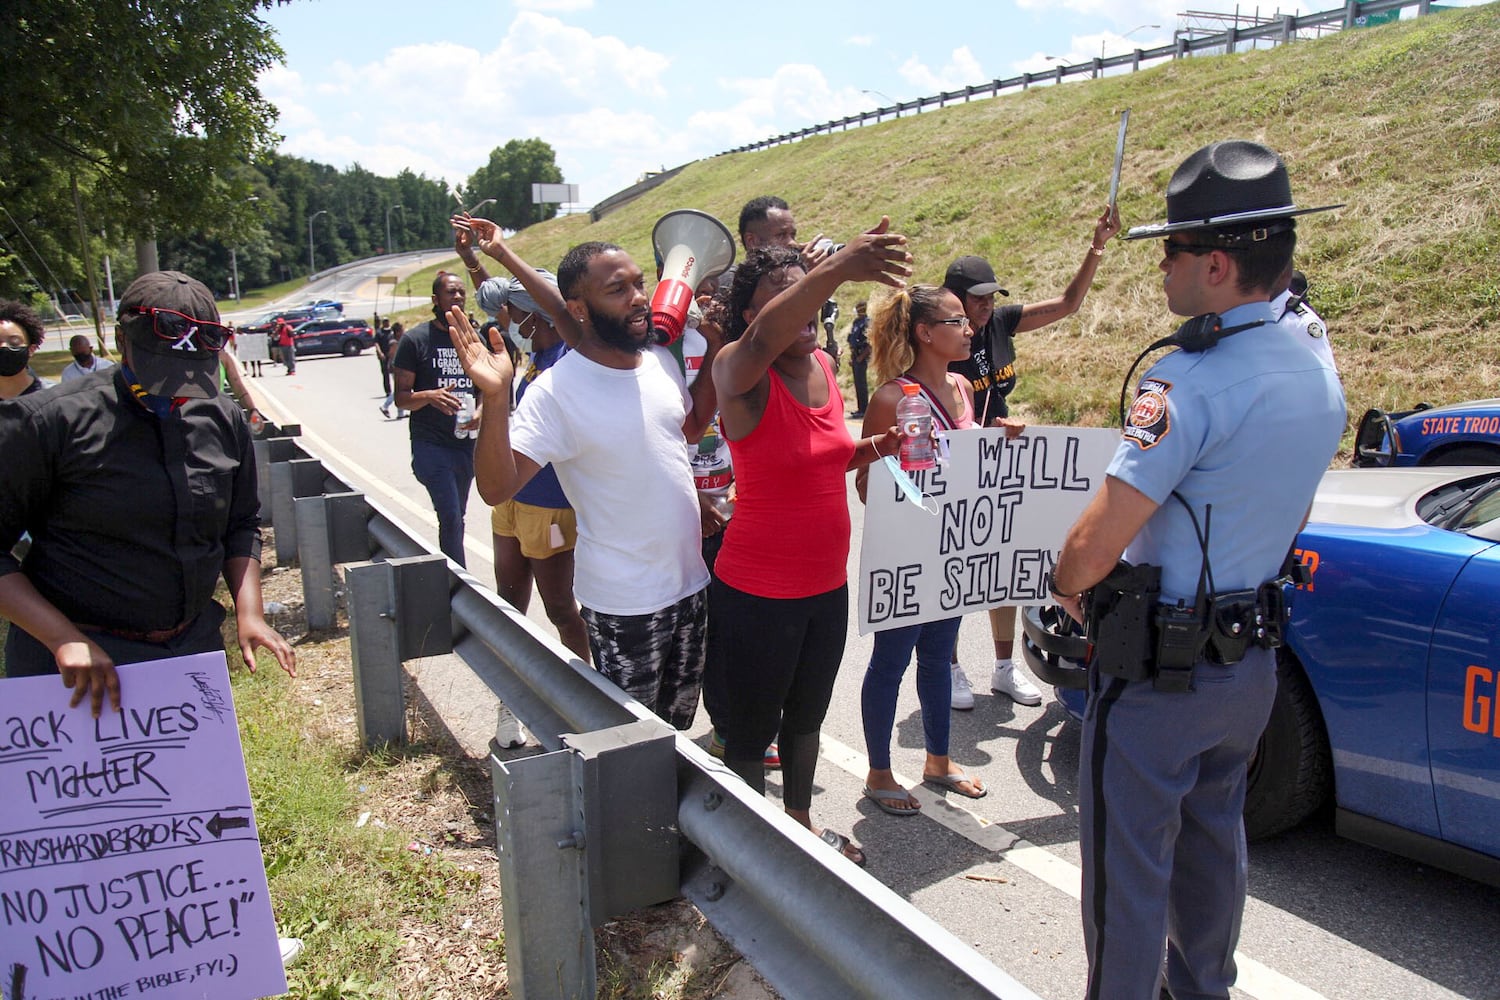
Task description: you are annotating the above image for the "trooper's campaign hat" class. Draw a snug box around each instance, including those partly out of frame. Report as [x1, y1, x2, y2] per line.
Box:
[1124, 140, 1341, 241]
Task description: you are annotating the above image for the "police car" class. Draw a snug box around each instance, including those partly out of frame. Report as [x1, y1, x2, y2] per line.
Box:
[1354, 398, 1500, 467]
[1024, 467, 1500, 885]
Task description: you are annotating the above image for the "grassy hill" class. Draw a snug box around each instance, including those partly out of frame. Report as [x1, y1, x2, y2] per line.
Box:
[490, 5, 1498, 440]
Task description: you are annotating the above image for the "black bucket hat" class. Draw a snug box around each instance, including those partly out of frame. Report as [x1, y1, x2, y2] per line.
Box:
[1123, 140, 1341, 241]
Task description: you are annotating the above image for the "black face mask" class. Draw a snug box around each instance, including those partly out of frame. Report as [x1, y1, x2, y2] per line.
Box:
[73, 353, 92, 366]
[0, 345, 30, 377]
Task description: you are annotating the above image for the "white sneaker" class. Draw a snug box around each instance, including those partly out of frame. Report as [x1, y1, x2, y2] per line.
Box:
[279, 937, 304, 968]
[495, 702, 528, 748]
[990, 659, 1043, 706]
[950, 663, 975, 711]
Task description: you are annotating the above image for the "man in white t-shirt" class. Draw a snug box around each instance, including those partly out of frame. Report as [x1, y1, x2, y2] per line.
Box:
[59, 334, 116, 381]
[446, 230, 720, 729]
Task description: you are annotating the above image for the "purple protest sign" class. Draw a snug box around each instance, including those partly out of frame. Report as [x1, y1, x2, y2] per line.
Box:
[0, 652, 286, 1000]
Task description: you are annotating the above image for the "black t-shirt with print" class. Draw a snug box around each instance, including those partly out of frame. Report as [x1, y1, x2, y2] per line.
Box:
[948, 303, 1023, 422]
[392, 319, 475, 450]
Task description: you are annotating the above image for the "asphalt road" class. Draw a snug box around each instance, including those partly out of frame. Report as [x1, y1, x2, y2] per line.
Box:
[248, 354, 1498, 1000]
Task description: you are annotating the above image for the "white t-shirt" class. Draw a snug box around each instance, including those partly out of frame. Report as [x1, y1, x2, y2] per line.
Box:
[59, 356, 116, 382]
[510, 345, 708, 615]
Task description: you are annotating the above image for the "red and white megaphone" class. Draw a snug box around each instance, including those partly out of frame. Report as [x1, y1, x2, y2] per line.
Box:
[650, 209, 736, 345]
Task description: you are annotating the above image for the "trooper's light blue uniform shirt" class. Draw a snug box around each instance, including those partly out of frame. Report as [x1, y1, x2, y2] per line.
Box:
[1080, 298, 1346, 1000]
[1104, 300, 1346, 604]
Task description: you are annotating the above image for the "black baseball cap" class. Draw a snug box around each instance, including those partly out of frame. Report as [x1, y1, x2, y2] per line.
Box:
[943, 256, 1009, 297]
[117, 270, 222, 399]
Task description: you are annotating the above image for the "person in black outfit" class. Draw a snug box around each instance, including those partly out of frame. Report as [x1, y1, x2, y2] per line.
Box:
[847, 300, 870, 416]
[391, 271, 481, 567]
[0, 270, 295, 716]
[374, 316, 394, 407]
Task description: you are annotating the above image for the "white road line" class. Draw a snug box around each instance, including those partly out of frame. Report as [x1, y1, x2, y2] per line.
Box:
[251, 379, 492, 566]
[819, 733, 1329, 1000]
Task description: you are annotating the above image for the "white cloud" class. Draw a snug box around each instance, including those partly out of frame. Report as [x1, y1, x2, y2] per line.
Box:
[258, 12, 676, 197]
[846, 34, 874, 46]
[516, 0, 593, 9]
[897, 46, 985, 93]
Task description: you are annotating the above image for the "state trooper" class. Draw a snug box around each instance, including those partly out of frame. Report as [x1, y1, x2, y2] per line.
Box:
[1045, 140, 1346, 1000]
[1271, 265, 1335, 371]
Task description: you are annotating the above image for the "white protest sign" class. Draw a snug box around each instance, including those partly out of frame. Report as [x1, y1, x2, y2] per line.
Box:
[858, 426, 1119, 633]
[0, 652, 286, 1000]
[234, 334, 269, 364]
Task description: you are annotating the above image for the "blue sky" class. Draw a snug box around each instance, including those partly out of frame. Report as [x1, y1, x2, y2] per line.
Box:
[258, 0, 1480, 207]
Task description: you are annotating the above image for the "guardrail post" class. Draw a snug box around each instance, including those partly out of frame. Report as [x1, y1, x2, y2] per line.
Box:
[294, 491, 370, 630]
[253, 437, 301, 525]
[492, 749, 594, 1000]
[344, 553, 451, 747]
[270, 457, 326, 566]
[491, 719, 677, 1000]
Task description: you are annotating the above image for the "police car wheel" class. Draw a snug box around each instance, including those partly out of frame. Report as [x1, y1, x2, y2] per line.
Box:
[1244, 652, 1331, 841]
[342, 340, 363, 357]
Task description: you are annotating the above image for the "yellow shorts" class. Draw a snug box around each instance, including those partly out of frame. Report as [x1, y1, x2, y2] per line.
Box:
[490, 500, 577, 559]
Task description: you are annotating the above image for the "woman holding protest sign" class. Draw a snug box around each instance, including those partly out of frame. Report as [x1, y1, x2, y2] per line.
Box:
[706, 222, 908, 866]
[854, 284, 1025, 815]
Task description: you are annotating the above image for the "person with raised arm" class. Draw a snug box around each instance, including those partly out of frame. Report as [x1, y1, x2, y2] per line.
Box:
[445, 225, 715, 730]
[702, 219, 909, 866]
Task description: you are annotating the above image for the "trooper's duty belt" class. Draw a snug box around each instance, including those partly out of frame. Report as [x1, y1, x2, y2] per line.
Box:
[1083, 560, 1290, 693]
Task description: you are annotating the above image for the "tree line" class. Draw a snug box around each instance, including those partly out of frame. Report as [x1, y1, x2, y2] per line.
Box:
[0, 1, 561, 316]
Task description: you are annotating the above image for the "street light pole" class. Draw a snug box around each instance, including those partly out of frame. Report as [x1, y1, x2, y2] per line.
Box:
[385, 204, 403, 254]
[231, 196, 260, 303]
[1106, 24, 1161, 58]
[307, 209, 328, 276]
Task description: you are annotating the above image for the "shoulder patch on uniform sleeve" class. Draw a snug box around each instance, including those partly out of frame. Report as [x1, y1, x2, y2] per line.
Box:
[1123, 377, 1172, 450]
[1306, 320, 1326, 340]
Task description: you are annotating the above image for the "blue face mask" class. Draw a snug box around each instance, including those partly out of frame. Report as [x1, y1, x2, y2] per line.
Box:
[882, 456, 941, 515]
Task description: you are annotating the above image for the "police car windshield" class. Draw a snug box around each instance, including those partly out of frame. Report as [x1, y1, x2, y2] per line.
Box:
[1422, 472, 1500, 537]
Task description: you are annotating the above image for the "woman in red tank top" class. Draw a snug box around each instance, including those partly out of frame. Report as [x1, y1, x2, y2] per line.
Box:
[706, 223, 910, 866]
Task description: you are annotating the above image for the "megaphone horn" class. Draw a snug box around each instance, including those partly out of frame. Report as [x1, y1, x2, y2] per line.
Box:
[650, 209, 736, 345]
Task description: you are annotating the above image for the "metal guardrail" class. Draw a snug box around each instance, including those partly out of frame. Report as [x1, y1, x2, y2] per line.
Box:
[255, 433, 1044, 1000]
[712, 0, 1439, 156]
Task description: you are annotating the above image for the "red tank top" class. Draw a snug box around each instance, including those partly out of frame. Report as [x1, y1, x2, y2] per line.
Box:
[715, 351, 855, 598]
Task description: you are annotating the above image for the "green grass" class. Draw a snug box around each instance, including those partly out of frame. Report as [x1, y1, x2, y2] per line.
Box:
[491, 5, 1499, 447]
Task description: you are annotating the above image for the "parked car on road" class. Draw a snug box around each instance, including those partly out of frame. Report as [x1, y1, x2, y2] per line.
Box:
[305, 299, 343, 315]
[1023, 467, 1500, 886]
[289, 317, 374, 357]
[240, 303, 340, 336]
[1354, 398, 1500, 467]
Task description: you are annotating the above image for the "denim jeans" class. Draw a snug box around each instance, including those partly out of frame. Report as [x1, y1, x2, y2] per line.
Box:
[860, 616, 962, 770]
[411, 440, 474, 567]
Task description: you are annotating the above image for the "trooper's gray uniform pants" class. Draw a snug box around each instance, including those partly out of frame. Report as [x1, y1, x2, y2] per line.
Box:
[1080, 646, 1277, 1000]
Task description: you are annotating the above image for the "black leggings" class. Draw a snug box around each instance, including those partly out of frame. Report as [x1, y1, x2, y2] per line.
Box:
[706, 578, 847, 811]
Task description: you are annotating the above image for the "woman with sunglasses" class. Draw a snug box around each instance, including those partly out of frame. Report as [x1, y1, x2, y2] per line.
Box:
[854, 285, 1025, 814]
[706, 221, 909, 866]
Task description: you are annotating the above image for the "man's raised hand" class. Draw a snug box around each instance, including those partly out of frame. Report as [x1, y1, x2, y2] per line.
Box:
[447, 305, 513, 398]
